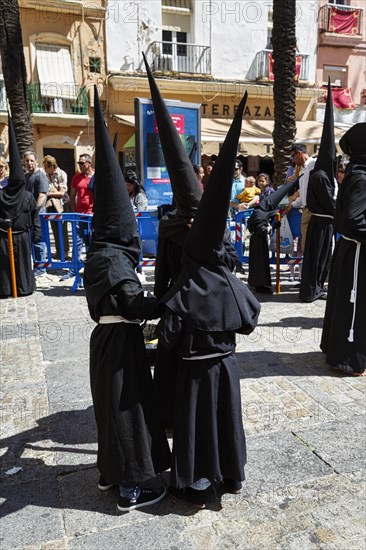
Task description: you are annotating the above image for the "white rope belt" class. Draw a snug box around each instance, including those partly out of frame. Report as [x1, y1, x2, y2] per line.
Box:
[181, 351, 231, 361]
[99, 315, 141, 325]
[0, 227, 25, 234]
[342, 235, 361, 343]
[312, 213, 333, 219]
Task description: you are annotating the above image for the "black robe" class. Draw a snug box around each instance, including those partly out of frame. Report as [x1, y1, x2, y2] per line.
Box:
[247, 209, 273, 289]
[157, 311, 246, 487]
[157, 254, 260, 488]
[299, 169, 335, 302]
[320, 161, 366, 372]
[84, 249, 171, 484]
[0, 191, 40, 298]
[153, 229, 239, 428]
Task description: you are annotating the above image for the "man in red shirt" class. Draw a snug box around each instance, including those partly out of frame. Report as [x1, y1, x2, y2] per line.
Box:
[61, 154, 94, 280]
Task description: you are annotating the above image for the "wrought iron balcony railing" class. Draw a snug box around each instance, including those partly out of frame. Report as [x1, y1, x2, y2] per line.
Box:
[28, 83, 88, 115]
[144, 41, 211, 75]
[246, 49, 310, 82]
[319, 3, 364, 35]
[0, 78, 7, 111]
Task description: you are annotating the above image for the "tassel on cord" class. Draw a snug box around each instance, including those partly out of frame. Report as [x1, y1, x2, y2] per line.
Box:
[348, 329, 354, 343]
[350, 289, 356, 303]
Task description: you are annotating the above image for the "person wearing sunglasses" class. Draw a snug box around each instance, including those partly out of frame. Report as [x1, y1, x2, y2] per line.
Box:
[61, 154, 94, 280]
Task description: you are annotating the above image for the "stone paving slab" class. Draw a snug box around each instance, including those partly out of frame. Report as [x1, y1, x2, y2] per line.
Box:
[0, 475, 64, 550]
[45, 360, 91, 410]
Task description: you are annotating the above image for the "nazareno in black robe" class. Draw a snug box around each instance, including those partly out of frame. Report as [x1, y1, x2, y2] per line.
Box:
[154, 216, 239, 428]
[84, 246, 171, 484]
[299, 168, 335, 302]
[0, 189, 40, 298]
[320, 160, 366, 373]
[156, 255, 260, 488]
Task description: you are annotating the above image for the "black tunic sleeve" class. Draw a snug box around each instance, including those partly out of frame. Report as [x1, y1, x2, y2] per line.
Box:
[156, 309, 182, 349]
[113, 279, 162, 320]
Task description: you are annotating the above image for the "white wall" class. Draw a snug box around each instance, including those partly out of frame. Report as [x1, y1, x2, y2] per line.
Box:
[106, 0, 162, 72]
[105, 0, 318, 83]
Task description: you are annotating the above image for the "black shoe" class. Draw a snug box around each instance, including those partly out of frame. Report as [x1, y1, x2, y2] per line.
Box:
[98, 475, 114, 491]
[255, 285, 273, 295]
[221, 478, 242, 494]
[117, 486, 166, 512]
[317, 292, 327, 300]
[169, 485, 211, 509]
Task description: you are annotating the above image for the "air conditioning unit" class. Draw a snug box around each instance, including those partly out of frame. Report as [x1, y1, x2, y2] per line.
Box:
[153, 54, 173, 71]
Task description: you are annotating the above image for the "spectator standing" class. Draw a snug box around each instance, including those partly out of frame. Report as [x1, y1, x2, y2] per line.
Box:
[0, 157, 9, 190]
[231, 175, 261, 210]
[336, 163, 345, 186]
[42, 155, 69, 259]
[202, 161, 214, 189]
[125, 170, 148, 211]
[193, 164, 205, 191]
[24, 151, 49, 277]
[283, 144, 316, 251]
[61, 154, 94, 280]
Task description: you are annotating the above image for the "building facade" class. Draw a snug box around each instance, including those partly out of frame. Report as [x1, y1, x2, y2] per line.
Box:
[0, 0, 107, 186]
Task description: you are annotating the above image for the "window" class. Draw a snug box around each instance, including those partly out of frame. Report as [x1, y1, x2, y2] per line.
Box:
[323, 65, 347, 87]
[36, 44, 76, 99]
[89, 57, 101, 73]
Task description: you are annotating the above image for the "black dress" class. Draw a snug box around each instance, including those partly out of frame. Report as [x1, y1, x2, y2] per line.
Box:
[320, 161, 366, 372]
[85, 250, 171, 485]
[0, 191, 40, 298]
[299, 169, 335, 303]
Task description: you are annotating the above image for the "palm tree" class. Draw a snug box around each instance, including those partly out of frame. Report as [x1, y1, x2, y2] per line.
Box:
[0, 0, 34, 154]
[271, 0, 297, 187]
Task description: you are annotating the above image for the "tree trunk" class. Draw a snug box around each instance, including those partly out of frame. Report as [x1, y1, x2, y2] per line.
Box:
[0, 0, 34, 155]
[272, 0, 297, 187]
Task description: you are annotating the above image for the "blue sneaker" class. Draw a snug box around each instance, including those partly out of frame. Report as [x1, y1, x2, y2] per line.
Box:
[60, 271, 75, 281]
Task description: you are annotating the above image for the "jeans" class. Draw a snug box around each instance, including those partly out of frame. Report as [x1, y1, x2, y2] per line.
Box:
[33, 225, 47, 272]
[69, 221, 90, 275]
[190, 478, 211, 490]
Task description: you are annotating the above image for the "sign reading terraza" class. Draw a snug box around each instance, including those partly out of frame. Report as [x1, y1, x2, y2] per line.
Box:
[201, 103, 273, 118]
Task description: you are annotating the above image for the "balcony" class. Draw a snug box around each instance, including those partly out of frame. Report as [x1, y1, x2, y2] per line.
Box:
[28, 83, 88, 116]
[246, 50, 310, 83]
[319, 3, 364, 47]
[144, 41, 211, 76]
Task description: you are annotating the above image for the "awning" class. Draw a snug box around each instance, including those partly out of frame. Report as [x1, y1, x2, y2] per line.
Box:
[111, 113, 346, 156]
[36, 44, 76, 99]
[201, 119, 346, 156]
[111, 114, 135, 127]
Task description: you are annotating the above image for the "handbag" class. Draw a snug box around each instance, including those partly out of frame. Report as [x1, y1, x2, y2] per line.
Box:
[279, 216, 294, 254]
[46, 184, 64, 213]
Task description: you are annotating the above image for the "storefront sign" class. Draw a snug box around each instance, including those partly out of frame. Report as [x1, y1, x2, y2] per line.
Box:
[201, 103, 273, 118]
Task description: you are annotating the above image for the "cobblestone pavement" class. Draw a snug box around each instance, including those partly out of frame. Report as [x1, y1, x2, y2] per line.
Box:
[1, 267, 365, 550]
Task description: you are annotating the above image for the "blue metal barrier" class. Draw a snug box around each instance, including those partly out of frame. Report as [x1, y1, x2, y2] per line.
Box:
[34, 213, 93, 293]
[234, 209, 303, 267]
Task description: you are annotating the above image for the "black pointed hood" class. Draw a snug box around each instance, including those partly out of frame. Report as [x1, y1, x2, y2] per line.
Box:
[185, 91, 248, 264]
[161, 90, 261, 334]
[142, 53, 201, 217]
[315, 79, 336, 182]
[0, 113, 27, 219]
[84, 87, 142, 306]
[7, 112, 25, 193]
[91, 85, 140, 263]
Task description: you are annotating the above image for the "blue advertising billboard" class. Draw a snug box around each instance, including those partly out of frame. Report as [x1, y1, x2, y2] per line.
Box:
[135, 97, 201, 207]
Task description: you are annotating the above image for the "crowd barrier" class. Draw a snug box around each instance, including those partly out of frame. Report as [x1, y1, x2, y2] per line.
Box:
[33, 210, 302, 293]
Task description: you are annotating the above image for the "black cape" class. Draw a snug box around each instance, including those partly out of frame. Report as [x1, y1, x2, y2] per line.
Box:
[299, 168, 335, 302]
[0, 190, 40, 298]
[320, 161, 366, 372]
[84, 248, 171, 484]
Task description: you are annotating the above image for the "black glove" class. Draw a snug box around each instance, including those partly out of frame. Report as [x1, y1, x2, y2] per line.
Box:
[0, 218, 12, 230]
